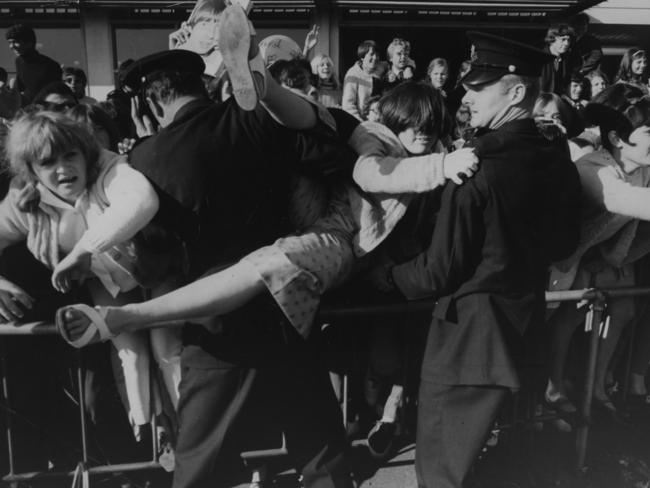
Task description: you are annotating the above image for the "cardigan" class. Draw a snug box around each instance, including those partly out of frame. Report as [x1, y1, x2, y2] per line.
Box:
[342, 63, 376, 120]
[349, 121, 446, 256]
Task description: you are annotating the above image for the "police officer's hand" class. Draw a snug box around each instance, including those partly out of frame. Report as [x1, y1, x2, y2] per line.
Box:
[0, 276, 33, 323]
[131, 97, 156, 138]
[444, 148, 479, 185]
[118, 138, 137, 154]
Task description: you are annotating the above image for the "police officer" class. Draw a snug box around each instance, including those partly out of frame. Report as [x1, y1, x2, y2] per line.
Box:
[120, 49, 354, 488]
[382, 32, 582, 487]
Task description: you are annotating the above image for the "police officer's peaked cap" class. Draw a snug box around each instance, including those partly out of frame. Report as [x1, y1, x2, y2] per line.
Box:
[461, 31, 553, 87]
[121, 49, 206, 91]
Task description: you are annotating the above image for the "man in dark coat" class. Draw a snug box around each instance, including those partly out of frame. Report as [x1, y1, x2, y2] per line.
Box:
[121, 50, 355, 488]
[5, 24, 62, 105]
[381, 32, 582, 488]
[571, 13, 603, 76]
[539, 23, 582, 95]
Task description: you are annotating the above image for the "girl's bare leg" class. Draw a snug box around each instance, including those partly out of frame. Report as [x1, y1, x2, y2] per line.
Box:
[62, 261, 266, 339]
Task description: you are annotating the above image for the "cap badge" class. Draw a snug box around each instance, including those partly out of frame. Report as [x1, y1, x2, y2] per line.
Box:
[508, 65, 516, 72]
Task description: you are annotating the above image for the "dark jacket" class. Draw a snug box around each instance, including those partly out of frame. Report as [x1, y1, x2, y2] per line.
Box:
[392, 118, 581, 388]
[575, 33, 603, 75]
[129, 97, 355, 278]
[539, 47, 581, 95]
[15, 51, 62, 105]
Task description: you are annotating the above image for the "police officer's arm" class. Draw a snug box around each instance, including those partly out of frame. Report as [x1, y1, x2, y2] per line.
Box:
[391, 175, 487, 300]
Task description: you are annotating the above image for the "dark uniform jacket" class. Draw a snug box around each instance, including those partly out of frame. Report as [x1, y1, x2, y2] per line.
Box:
[129, 98, 355, 279]
[393, 118, 581, 388]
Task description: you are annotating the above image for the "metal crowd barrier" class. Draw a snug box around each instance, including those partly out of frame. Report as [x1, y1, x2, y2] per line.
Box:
[1, 286, 650, 486]
[0, 322, 161, 488]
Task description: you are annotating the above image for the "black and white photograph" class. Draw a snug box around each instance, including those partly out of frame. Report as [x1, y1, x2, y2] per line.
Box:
[0, 1, 650, 487]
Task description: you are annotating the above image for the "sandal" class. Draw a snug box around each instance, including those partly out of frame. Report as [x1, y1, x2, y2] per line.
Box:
[56, 304, 115, 348]
[219, 5, 266, 110]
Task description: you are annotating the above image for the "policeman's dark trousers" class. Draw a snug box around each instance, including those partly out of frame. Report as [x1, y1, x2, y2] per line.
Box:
[172, 317, 353, 488]
[415, 380, 508, 488]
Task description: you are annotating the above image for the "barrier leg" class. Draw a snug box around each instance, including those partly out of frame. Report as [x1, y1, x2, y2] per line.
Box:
[1, 338, 15, 480]
[620, 321, 637, 405]
[576, 296, 605, 472]
[77, 350, 89, 465]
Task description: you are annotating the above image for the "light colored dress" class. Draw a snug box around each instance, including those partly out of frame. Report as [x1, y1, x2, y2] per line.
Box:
[243, 121, 448, 337]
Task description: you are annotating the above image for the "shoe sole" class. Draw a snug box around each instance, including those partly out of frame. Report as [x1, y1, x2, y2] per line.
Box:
[219, 5, 257, 111]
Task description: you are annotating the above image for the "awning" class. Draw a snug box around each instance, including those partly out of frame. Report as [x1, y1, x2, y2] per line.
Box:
[0, 0, 602, 15]
[336, 0, 605, 20]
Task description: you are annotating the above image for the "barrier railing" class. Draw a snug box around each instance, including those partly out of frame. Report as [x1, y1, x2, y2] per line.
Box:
[0, 323, 161, 487]
[2, 286, 649, 485]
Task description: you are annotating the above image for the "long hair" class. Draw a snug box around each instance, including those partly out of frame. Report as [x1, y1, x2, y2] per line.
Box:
[615, 47, 647, 84]
[67, 103, 121, 152]
[4, 110, 101, 186]
[378, 81, 451, 139]
[310, 53, 340, 90]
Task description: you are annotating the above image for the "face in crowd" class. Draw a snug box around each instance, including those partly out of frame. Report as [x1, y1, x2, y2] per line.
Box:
[190, 12, 221, 55]
[7, 37, 34, 56]
[316, 58, 333, 80]
[462, 78, 518, 129]
[362, 48, 378, 73]
[366, 100, 381, 123]
[631, 52, 648, 77]
[63, 74, 86, 99]
[390, 44, 409, 71]
[429, 66, 448, 89]
[397, 126, 437, 155]
[569, 80, 583, 101]
[549, 35, 571, 56]
[33, 148, 88, 205]
[590, 75, 607, 98]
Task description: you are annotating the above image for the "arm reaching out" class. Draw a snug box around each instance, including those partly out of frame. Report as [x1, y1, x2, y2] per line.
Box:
[351, 123, 479, 193]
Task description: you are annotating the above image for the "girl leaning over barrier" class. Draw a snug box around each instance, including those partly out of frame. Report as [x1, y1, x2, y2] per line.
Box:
[546, 83, 650, 424]
[0, 109, 180, 443]
[55, 5, 479, 372]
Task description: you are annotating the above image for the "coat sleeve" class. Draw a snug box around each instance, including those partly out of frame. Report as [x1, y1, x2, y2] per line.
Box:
[76, 160, 159, 254]
[350, 124, 446, 194]
[392, 175, 487, 300]
[579, 162, 650, 221]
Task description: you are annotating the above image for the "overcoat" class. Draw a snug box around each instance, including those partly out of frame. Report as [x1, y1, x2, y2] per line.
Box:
[393, 118, 582, 388]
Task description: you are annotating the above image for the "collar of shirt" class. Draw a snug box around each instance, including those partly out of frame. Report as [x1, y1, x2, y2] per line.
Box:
[37, 183, 89, 212]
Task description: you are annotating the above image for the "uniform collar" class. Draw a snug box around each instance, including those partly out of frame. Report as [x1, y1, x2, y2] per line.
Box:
[172, 97, 213, 124]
